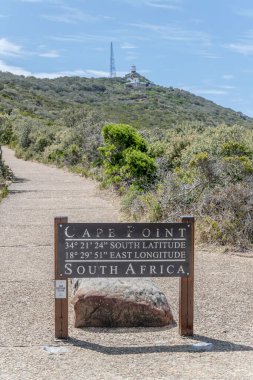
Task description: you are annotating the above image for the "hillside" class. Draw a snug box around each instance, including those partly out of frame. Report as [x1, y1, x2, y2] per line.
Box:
[1, 71, 253, 250]
[0, 71, 252, 130]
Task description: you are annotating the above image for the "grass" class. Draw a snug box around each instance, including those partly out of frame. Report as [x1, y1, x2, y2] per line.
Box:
[0, 185, 8, 201]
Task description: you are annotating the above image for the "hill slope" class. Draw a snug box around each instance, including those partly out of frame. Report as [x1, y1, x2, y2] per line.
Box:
[0, 71, 252, 130]
[1, 71, 253, 249]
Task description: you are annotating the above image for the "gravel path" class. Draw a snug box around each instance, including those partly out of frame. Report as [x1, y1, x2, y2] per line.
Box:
[0, 146, 253, 380]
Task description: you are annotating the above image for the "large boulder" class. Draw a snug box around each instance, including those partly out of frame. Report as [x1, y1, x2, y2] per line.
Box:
[71, 278, 176, 328]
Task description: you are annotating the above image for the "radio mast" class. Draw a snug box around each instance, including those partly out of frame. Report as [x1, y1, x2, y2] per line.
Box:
[110, 42, 116, 78]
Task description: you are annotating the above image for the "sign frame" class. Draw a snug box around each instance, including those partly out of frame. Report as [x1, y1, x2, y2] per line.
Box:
[57, 222, 192, 278]
[54, 216, 194, 339]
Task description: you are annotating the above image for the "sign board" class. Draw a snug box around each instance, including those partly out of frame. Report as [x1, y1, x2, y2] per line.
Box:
[55, 280, 67, 299]
[57, 223, 192, 278]
[54, 217, 195, 339]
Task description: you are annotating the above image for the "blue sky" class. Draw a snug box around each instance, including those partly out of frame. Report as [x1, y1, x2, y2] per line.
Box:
[1, 0, 253, 116]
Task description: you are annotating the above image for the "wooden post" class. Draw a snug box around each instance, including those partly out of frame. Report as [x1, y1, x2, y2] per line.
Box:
[179, 216, 194, 336]
[54, 217, 68, 339]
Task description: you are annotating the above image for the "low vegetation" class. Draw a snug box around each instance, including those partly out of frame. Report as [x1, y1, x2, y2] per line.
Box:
[0, 117, 12, 200]
[99, 123, 157, 190]
[121, 124, 253, 249]
[0, 71, 253, 249]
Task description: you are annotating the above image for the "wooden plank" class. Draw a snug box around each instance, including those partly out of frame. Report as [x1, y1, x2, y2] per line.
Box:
[179, 216, 194, 336]
[54, 217, 68, 339]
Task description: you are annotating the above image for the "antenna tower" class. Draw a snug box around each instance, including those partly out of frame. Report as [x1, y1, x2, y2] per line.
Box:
[110, 42, 116, 78]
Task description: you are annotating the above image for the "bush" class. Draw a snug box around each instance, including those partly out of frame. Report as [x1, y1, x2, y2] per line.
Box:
[221, 141, 252, 158]
[198, 183, 253, 248]
[121, 123, 253, 248]
[0, 114, 13, 144]
[223, 156, 253, 182]
[34, 135, 54, 153]
[63, 107, 103, 164]
[99, 123, 157, 189]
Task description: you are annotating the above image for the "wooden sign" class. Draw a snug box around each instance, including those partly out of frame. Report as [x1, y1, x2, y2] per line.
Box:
[57, 222, 193, 278]
[54, 217, 195, 339]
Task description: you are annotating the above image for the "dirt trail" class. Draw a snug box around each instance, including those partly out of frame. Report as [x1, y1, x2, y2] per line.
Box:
[0, 146, 252, 380]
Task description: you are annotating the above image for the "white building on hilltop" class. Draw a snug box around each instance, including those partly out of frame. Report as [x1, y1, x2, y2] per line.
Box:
[125, 65, 153, 89]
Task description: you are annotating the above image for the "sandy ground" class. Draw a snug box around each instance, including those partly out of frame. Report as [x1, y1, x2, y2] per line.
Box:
[0, 146, 252, 380]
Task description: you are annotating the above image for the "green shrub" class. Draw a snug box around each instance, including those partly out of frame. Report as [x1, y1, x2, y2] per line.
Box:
[0, 185, 8, 200]
[64, 107, 103, 164]
[222, 156, 253, 182]
[221, 141, 252, 158]
[198, 183, 253, 248]
[0, 159, 13, 180]
[121, 148, 157, 186]
[19, 124, 32, 149]
[64, 144, 81, 166]
[0, 114, 13, 144]
[46, 147, 65, 164]
[99, 123, 156, 189]
[34, 135, 53, 153]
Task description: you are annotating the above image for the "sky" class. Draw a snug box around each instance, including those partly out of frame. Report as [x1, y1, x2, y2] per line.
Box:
[0, 0, 253, 116]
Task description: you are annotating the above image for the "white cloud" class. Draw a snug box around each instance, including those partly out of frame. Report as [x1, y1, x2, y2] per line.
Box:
[246, 30, 253, 39]
[35, 69, 128, 78]
[129, 23, 211, 46]
[146, 0, 182, 10]
[0, 62, 127, 79]
[51, 34, 113, 43]
[18, 0, 43, 2]
[242, 68, 253, 74]
[86, 69, 129, 77]
[42, 6, 97, 24]
[0, 38, 22, 56]
[51, 35, 87, 43]
[182, 86, 228, 96]
[39, 50, 61, 58]
[121, 42, 138, 49]
[120, 0, 182, 10]
[93, 47, 106, 52]
[85, 69, 109, 77]
[219, 85, 236, 90]
[226, 42, 253, 55]
[225, 29, 253, 55]
[198, 49, 220, 59]
[222, 74, 234, 80]
[0, 60, 30, 76]
[125, 49, 138, 61]
[194, 89, 228, 95]
[237, 9, 253, 18]
[17, 0, 63, 3]
[125, 55, 138, 61]
[34, 70, 86, 79]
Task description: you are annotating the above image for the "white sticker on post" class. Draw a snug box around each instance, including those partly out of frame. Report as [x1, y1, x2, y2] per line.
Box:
[55, 280, 67, 299]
